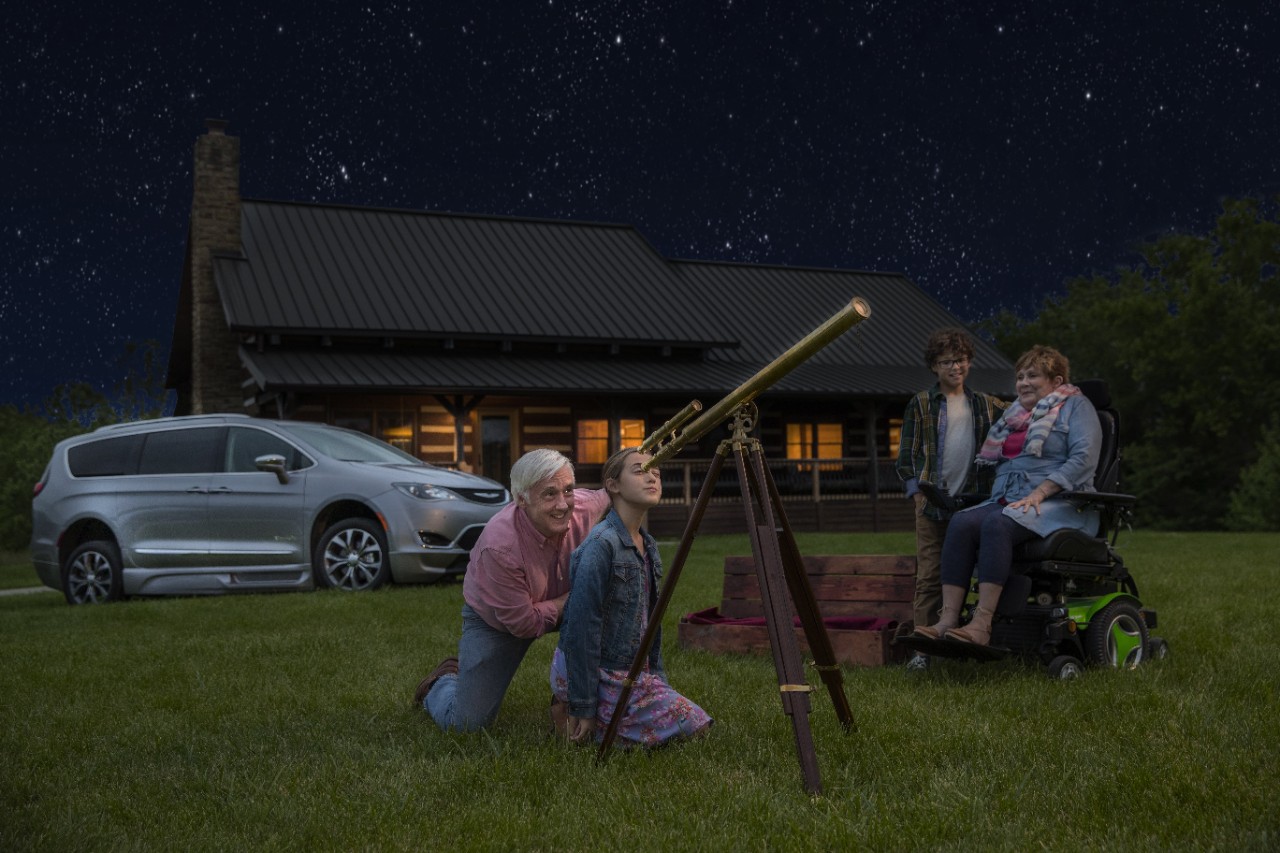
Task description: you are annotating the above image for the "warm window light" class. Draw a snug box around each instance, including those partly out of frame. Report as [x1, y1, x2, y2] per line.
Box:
[620, 419, 646, 447]
[577, 419, 609, 464]
[786, 422, 843, 471]
[888, 419, 903, 457]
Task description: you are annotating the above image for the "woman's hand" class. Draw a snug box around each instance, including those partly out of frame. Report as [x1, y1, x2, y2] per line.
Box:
[1008, 480, 1061, 515]
[567, 716, 597, 743]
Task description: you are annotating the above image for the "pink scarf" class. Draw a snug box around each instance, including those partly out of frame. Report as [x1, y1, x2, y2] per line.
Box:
[977, 384, 1081, 464]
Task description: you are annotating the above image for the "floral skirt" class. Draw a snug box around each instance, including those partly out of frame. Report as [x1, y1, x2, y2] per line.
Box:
[550, 648, 712, 747]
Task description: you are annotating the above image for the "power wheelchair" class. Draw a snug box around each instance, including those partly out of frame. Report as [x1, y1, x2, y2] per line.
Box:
[896, 379, 1168, 679]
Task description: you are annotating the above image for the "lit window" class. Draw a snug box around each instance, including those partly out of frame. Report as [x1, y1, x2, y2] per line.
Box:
[378, 413, 416, 453]
[786, 423, 813, 461]
[620, 418, 646, 448]
[577, 419, 609, 464]
[888, 418, 903, 457]
[786, 422, 843, 471]
[815, 423, 842, 459]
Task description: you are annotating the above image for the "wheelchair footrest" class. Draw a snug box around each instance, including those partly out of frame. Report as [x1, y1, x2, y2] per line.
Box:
[894, 634, 1012, 662]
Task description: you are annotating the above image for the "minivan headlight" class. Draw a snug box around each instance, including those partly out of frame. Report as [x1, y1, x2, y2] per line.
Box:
[393, 482, 457, 501]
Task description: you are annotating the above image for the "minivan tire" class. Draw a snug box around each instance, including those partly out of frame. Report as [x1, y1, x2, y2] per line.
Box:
[314, 519, 390, 591]
[63, 540, 124, 605]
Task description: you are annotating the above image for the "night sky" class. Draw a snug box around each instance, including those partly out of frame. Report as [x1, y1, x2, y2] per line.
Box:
[3, 2, 1277, 408]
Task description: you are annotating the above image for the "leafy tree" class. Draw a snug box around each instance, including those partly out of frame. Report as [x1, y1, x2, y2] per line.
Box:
[0, 341, 172, 551]
[1226, 418, 1280, 531]
[982, 197, 1280, 530]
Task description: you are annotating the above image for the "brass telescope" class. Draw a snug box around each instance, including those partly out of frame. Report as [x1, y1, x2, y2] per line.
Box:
[641, 296, 871, 469]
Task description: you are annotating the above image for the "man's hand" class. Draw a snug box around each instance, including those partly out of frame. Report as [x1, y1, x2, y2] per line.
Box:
[551, 591, 570, 627]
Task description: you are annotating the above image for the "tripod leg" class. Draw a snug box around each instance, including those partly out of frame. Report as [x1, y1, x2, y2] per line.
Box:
[736, 447, 824, 795]
[597, 446, 729, 764]
[756, 449, 855, 732]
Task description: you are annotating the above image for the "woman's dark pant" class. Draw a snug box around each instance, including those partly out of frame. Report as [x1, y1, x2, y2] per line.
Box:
[940, 503, 1038, 587]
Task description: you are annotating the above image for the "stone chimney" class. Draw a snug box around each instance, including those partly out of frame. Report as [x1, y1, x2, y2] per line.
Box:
[189, 119, 246, 413]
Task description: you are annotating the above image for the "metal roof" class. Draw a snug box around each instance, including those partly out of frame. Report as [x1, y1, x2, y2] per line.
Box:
[208, 199, 1013, 400]
[239, 346, 1011, 400]
[217, 201, 736, 348]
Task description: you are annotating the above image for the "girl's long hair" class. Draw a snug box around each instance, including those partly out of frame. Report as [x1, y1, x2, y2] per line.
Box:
[598, 446, 644, 522]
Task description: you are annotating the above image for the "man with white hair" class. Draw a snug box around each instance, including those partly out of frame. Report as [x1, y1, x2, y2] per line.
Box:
[415, 448, 610, 731]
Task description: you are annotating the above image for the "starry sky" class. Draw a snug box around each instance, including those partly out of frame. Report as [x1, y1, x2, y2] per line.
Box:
[3, 1, 1277, 408]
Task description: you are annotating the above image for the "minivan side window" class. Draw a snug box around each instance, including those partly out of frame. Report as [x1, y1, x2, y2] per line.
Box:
[67, 435, 145, 477]
[225, 427, 311, 473]
[138, 428, 223, 475]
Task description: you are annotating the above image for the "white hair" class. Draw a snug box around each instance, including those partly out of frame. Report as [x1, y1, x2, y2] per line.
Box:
[509, 448, 574, 502]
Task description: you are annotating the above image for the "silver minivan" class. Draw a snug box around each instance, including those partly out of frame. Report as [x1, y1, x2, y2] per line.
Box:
[31, 414, 510, 604]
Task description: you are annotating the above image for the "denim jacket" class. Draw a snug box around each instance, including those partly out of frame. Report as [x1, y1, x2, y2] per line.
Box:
[558, 509, 665, 719]
[971, 394, 1103, 537]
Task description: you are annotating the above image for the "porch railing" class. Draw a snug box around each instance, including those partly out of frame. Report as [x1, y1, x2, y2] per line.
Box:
[653, 457, 904, 505]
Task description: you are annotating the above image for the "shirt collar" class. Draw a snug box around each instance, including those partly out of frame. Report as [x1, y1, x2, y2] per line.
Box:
[514, 502, 558, 549]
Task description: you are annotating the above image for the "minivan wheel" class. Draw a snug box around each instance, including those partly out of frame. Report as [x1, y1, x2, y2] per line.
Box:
[63, 540, 124, 605]
[315, 519, 390, 591]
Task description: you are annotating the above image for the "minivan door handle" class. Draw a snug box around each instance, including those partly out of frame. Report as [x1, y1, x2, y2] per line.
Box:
[208, 486, 233, 494]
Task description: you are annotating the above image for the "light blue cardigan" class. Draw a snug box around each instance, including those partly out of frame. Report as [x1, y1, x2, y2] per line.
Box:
[964, 394, 1103, 537]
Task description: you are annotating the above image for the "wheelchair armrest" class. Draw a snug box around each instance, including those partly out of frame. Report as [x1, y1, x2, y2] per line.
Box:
[916, 482, 987, 514]
[1060, 490, 1137, 510]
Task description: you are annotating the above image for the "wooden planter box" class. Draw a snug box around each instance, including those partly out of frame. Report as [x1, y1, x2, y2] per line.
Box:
[677, 555, 916, 668]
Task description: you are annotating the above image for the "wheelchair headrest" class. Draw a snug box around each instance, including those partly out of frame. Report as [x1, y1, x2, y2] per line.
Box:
[1076, 379, 1111, 410]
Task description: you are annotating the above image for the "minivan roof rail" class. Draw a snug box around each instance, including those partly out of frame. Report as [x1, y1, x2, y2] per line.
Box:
[94, 413, 254, 433]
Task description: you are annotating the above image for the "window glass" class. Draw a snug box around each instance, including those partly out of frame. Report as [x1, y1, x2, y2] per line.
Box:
[67, 434, 144, 478]
[816, 423, 843, 459]
[284, 423, 422, 464]
[786, 422, 842, 472]
[138, 428, 223, 475]
[333, 412, 372, 435]
[888, 418, 903, 457]
[576, 419, 609, 464]
[785, 423, 813, 461]
[225, 427, 311, 473]
[378, 412, 416, 453]
[619, 419, 646, 448]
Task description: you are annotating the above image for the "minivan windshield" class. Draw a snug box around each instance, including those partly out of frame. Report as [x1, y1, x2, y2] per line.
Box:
[282, 423, 426, 465]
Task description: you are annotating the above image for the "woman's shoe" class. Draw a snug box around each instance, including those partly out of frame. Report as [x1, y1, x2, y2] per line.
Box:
[944, 623, 989, 645]
[946, 582, 1003, 647]
[912, 583, 966, 640]
[912, 622, 955, 640]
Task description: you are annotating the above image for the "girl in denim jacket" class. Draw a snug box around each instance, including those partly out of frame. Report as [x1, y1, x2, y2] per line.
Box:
[551, 447, 712, 746]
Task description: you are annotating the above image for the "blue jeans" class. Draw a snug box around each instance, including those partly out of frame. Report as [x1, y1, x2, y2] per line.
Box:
[940, 503, 1037, 587]
[426, 603, 536, 732]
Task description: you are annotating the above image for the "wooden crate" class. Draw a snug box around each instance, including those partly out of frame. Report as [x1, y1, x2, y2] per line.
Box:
[677, 555, 916, 667]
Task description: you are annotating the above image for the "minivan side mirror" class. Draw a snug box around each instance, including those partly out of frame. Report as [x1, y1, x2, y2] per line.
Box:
[255, 454, 290, 485]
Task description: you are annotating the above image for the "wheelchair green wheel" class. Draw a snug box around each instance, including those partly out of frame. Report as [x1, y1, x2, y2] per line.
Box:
[1086, 598, 1149, 669]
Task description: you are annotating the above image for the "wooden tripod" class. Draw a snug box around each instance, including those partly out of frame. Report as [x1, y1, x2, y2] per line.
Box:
[596, 405, 855, 795]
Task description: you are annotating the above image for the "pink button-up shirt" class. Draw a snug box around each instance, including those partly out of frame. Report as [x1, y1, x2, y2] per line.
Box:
[462, 488, 610, 639]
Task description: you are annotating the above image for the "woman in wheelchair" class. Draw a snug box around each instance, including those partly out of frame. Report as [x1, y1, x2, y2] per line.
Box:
[913, 345, 1102, 647]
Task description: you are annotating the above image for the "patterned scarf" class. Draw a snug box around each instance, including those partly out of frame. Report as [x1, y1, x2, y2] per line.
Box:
[977, 384, 1081, 465]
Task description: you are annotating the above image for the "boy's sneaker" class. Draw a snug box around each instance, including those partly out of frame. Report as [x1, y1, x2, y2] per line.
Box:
[905, 653, 930, 672]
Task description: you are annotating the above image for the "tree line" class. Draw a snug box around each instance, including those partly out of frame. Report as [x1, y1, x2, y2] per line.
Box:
[0, 342, 170, 550]
[984, 196, 1280, 531]
[2, 198, 1277, 554]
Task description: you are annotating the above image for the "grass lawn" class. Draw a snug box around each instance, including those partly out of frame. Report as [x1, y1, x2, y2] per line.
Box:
[2, 531, 1277, 851]
[0, 550, 44, 592]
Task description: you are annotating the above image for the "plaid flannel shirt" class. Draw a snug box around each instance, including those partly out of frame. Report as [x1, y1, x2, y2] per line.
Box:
[895, 383, 1008, 521]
